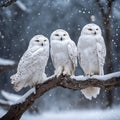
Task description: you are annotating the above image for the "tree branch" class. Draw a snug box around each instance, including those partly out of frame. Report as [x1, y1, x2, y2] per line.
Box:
[95, 0, 106, 17]
[0, 100, 11, 108]
[107, 0, 116, 16]
[0, 64, 17, 73]
[1, 72, 120, 120]
[0, 0, 17, 8]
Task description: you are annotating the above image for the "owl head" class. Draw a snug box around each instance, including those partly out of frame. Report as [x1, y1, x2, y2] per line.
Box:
[29, 35, 49, 48]
[81, 23, 102, 36]
[50, 29, 71, 41]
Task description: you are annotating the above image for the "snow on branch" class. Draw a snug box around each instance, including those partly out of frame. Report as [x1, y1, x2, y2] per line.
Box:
[15, 1, 30, 13]
[0, 0, 17, 8]
[1, 72, 120, 120]
[0, 58, 16, 72]
[0, 58, 15, 66]
[0, 91, 21, 109]
[1, 91, 21, 103]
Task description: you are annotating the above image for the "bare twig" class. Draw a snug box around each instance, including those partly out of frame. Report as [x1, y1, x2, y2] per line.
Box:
[95, 0, 106, 17]
[0, 100, 11, 108]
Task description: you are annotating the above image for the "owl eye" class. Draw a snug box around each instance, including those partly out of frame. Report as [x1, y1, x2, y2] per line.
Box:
[55, 34, 59, 36]
[96, 28, 98, 30]
[88, 28, 92, 31]
[35, 40, 39, 42]
[63, 34, 66, 36]
[44, 39, 47, 42]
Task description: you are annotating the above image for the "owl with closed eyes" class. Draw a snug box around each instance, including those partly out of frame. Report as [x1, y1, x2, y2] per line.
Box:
[77, 23, 106, 100]
[50, 29, 77, 76]
[10, 35, 49, 92]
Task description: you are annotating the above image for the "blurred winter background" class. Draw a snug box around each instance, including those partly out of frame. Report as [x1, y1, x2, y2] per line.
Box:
[0, 0, 120, 119]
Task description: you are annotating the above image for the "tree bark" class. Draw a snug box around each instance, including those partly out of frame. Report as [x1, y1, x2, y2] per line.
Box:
[0, 64, 17, 73]
[1, 72, 120, 120]
[96, 0, 116, 108]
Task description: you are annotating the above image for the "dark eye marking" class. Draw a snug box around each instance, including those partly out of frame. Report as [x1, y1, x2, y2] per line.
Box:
[44, 39, 47, 42]
[96, 28, 98, 30]
[35, 40, 39, 42]
[55, 34, 59, 36]
[88, 28, 92, 31]
[63, 34, 66, 36]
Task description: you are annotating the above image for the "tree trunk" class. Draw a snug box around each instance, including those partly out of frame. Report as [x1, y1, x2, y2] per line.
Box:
[96, 0, 116, 108]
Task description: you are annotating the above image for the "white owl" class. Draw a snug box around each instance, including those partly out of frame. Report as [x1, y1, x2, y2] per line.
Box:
[77, 23, 106, 100]
[10, 35, 49, 92]
[50, 29, 77, 76]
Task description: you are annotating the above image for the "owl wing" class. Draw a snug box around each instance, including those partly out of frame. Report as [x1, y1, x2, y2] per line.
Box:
[67, 40, 77, 68]
[96, 36, 106, 75]
[18, 48, 39, 72]
[11, 47, 44, 90]
[77, 37, 82, 64]
[50, 45, 56, 69]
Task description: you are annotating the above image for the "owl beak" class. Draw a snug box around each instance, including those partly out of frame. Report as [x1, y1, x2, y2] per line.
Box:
[60, 37, 63, 41]
[94, 32, 96, 35]
[41, 43, 44, 46]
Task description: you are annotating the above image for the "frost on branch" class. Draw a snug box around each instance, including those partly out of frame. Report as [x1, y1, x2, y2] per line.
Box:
[1, 72, 120, 120]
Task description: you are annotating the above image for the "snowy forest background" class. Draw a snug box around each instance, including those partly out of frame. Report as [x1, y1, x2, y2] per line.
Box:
[0, 0, 120, 119]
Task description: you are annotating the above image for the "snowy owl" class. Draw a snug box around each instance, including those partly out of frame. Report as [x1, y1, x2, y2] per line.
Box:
[50, 29, 77, 76]
[10, 35, 49, 92]
[77, 23, 106, 100]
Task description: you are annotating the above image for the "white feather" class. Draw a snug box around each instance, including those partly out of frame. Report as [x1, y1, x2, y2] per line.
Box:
[50, 29, 77, 76]
[10, 35, 49, 92]
[77, 23, 106, 100]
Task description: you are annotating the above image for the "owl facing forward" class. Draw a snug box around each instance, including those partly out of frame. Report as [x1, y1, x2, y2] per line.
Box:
[50, 29, 77, 76]
[77, 23, 106, 100]
[11, 35, 49, 92]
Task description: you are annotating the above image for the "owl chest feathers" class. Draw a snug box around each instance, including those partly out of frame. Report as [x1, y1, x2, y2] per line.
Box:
[51, 41, 71, 64]
[79, 35, 100, 74]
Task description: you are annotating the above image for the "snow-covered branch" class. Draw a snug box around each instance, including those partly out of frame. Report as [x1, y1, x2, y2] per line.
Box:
[1, 72, 120, 120]
[0, 58, 16, 72]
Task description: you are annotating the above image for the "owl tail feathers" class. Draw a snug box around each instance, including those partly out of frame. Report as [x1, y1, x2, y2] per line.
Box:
[81, 87, 100, 100]
[10, 74, 24, 92]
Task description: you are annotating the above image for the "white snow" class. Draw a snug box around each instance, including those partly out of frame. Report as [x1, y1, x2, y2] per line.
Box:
[91, 15, 96, 22]
[0, 108, 7, 117]
[71, 75, 87, 81]
[0, 105, 120, 120]
[14, 87, 36, 104]
[73, 71, 120, 81]
[1, 91, 21, 103]
[21, 106, 120, 120]
[46, 74, 56, 81]
[91, 72, 120, 80]
[0, 99, 12, 105]
[0, 58, 15, 66]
